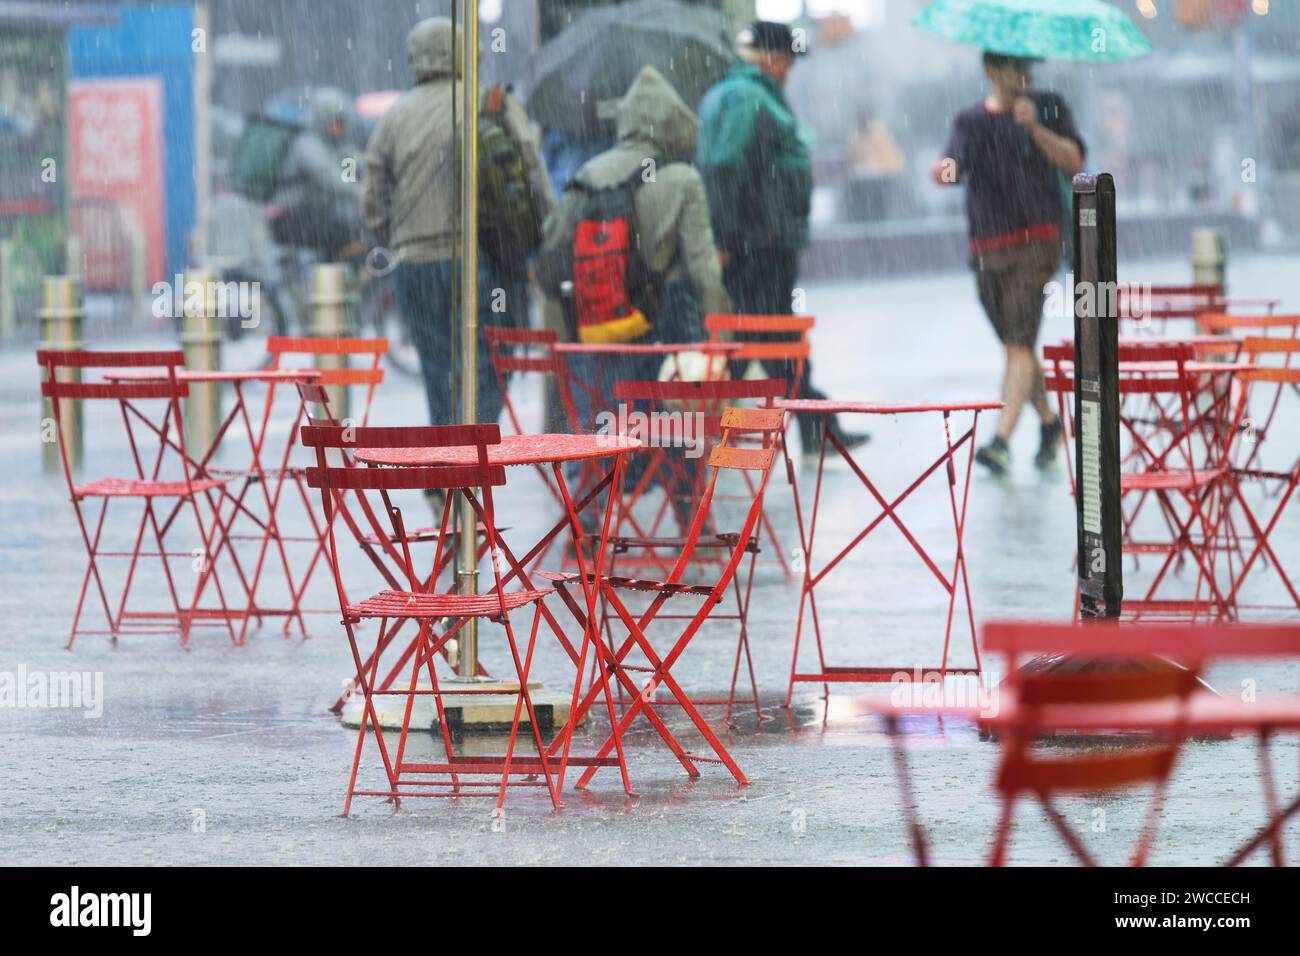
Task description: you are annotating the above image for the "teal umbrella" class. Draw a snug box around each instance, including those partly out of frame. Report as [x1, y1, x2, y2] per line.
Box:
[914, 0, 1152, 62]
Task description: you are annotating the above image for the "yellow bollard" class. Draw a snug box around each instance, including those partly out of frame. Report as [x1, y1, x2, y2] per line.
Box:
[39, 276, 85, 473]
[1192, 227, 1227, 293]
[181, 269, 223, 452]
[309, 263, 354, 420]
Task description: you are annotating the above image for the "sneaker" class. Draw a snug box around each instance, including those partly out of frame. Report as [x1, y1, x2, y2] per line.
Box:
[1035, 417, 1064, 469]
[975, 436, 1011, 475]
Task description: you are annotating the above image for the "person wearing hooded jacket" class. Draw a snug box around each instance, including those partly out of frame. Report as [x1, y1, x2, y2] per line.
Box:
[270, 87, 364, 259]
[539, 65, 731, 425]
[364, 16, 554, 428]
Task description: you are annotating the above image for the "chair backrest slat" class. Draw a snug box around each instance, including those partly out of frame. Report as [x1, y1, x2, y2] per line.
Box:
[267, 336, 388, 355]
[983, 620, 1300, 660]
[612, 378, 785, 403]
[306, 463, 505, 491]
[301, 423, 500, 450]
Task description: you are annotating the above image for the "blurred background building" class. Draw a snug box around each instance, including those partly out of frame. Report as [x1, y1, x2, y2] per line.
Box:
[1, 0, 1296, 340]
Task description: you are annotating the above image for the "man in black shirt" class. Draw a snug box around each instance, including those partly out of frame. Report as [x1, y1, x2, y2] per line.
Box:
[934, 52, 1085, 475]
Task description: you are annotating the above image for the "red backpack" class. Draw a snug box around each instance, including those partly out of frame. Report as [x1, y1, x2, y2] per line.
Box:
[567, 174, 658, 343]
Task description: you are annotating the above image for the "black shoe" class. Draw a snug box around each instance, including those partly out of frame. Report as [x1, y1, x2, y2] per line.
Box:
[975, 436, 1011, 475]
[1035, 417, 1063, 469]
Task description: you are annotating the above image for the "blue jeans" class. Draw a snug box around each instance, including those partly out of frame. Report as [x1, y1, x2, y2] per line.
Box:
[394, 258, 527, 427]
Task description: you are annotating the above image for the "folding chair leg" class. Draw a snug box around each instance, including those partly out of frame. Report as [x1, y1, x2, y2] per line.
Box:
[342, 621, 400, 816]
[989, 795, 1016, 867]
[69, 498, 114, 648]
[1040, 793, 1098, 866]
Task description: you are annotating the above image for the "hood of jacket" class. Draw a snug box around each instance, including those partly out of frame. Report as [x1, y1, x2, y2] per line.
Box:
[574, 66, 699, 190]
[407, 17, 458, 82]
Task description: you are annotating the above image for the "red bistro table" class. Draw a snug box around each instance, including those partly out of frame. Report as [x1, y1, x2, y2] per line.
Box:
[774, 399, 1004, 706]
[353, 432, 644, 796]
[105, 367, 323, 641]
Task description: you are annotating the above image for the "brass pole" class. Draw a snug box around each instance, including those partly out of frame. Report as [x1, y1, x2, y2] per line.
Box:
[457, 0, 481, 679]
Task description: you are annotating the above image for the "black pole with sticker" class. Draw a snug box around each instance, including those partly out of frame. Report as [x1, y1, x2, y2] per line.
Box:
[1072, 172, 1123, 618]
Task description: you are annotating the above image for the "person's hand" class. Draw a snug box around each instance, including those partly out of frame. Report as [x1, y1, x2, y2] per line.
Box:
[1012, 96, 1038, 128]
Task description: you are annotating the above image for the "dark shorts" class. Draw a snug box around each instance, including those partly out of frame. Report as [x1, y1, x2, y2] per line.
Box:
[972, 240, 1059, 348]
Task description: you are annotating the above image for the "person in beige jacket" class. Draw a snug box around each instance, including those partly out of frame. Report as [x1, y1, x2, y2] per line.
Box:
[364, 16, 553, 427]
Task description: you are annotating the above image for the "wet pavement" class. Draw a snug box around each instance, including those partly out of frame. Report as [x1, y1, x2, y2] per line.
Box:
[3, 256, 1298, 865]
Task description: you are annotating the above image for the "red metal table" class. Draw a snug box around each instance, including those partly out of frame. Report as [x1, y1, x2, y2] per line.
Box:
[353, 432, 644, 797]
[105, 367, 323, 642]
[774, 399, 1004, 705]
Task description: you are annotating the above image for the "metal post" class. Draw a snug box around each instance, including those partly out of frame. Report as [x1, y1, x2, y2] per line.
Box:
[457, 0, 481, 679]
[39, 276, 85, 473]
[0, 240, 14, 343]
[1191, 227, 1227, 294]
[310, 262, 354, 419]
[1072, 173, 1122, 619]
[129, 232, 147, 328]
[181, 269, 222, 452]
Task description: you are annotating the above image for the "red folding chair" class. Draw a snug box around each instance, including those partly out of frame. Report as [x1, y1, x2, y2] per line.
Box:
[540, 405, 786, 787]
[216, 336, 389, 639]
[603, 377, 788, 722]
[1045, 343, 1237, 619]
[302, 421, 560, 812]
[286, 382, 495, 713]
[880, 620, 1300, 866]
[37, 349, 237, 647]
[483, 326, 581, 438]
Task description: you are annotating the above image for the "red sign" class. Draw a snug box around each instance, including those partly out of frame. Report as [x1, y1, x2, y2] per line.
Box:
[69, 79, 165, 290]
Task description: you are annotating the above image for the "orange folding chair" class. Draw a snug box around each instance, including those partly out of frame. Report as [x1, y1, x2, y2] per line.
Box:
[37, 349, 237, 647]
[705, 313, 813, 399]
[539, 406, 787, 788]
[603, 377, 789, 722]
[1223, 351, 1300, 616]
[302, 421, 560, 812]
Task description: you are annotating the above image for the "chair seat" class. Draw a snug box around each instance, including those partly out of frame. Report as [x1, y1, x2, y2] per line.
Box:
[346, 587, 550, 621]
[209, 465, 304, 482]
[359, 522, 494, 547]
[539, 569, 715, 599]
[598, 532, 760, 555]
[1121, 465, 1225, 491]
[76, 476, 231, 498]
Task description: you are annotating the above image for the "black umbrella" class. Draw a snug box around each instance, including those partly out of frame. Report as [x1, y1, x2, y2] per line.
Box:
[522, 0, 736, 137]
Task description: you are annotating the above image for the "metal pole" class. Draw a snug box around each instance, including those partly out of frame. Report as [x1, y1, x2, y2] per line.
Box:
[457, 0, 481, 679]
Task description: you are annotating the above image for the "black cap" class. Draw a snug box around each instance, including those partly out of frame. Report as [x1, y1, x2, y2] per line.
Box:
[738, 20, 807, 58]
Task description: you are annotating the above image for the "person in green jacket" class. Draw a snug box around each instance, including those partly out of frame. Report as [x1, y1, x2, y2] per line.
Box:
[696, 21, 867, 455]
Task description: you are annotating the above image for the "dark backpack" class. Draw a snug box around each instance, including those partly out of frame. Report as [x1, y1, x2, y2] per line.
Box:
[230, 113, 305, 202]
[545, 174, 658, 344]
[478, 85, 545, 275]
